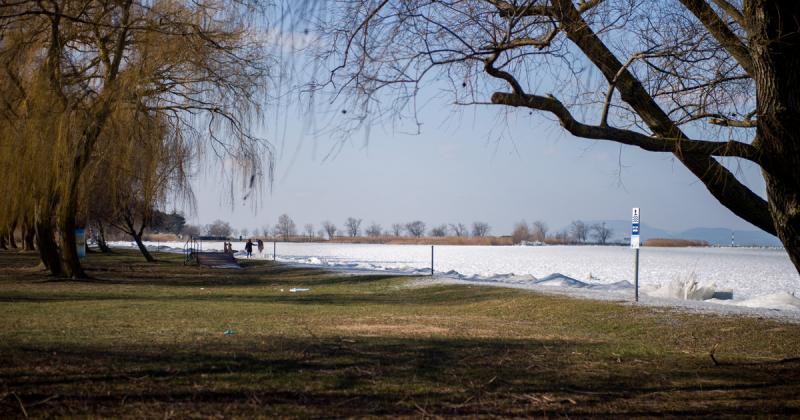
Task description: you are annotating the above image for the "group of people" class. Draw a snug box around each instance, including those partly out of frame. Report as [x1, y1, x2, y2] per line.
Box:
[242, 238, 265, 258]
[223, 239, 264, 258]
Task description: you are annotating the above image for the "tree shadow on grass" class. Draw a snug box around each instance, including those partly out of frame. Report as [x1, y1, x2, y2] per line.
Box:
[1, 336, 799, 417]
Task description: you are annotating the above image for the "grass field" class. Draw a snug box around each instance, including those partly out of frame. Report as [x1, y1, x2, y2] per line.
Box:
[1, 249, 799, 417]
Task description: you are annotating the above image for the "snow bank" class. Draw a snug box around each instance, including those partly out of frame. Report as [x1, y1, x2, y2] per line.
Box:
[709, 292, 800, 311]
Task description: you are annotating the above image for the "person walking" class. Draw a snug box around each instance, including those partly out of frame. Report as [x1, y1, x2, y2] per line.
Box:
[245, 239, 253, 258]
[257, 239, 264, 255]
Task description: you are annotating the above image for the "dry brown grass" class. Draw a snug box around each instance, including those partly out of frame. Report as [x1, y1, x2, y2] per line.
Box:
[141, 232, 183, 242]
[645, 238, 711, 247]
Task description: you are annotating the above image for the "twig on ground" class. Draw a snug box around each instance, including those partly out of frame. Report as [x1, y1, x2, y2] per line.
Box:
[12, 393, 28, 418]
[710, 343, 720, 366]
[28, 394, 59, 408]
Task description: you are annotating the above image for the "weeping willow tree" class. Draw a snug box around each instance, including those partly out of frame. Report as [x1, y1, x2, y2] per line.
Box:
[85, 107, 193, 262]
[0, 27, 65, 273]
[0, 0, 271, 278]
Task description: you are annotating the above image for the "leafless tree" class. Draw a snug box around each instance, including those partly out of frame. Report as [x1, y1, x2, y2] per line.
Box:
[322, 221, 338, 240]
[275, 214, 296, 241]
[315, 1, 800, 273]
[391, 223, 405, 236]
[406, 221, 426, 238]
[304, 224, 315, 241]
[430, 224, 448, 237]
[531, 221, 549, 242]
[554, 230, 569, 243]
[206, 220, 233, 238]
[512, 221, 531, 244]
[241, 228, 250, 239]
[569, 220, 589, 243]
[366, 222, 383, 237]
[591, 222, 614, 245]
[183, 225, 202, 238]
[472, 222, 491, 237]
[450, 223, 468, 237]
[345, 217, 362, 237]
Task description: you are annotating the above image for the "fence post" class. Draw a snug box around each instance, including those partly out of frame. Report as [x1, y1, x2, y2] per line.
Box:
[634, 248, 640, 302]
[273, 241, 276, 261]
[431, 245, 434, 276]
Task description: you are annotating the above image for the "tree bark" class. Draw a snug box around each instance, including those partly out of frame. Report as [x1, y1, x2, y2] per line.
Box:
[57, 183, 87, 279]
[131, 231, 154, 262]
[124, 217, 154, 262]
[22, 223, 36, 251]
[8, 221, 18, 249]
[746, 0, 800, 271]
[0, 232, 6, 250]
[95, 223, 112, 253]
[35, 213, 62, 277]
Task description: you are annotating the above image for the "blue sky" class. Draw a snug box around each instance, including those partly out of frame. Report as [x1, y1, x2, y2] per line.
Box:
[183, 90, 767, 237]
[178, 7, 768, 237]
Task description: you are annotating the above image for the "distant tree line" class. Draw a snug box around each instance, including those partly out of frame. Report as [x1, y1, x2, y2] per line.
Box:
[512, 220, 614, 245]
[211, 215, 496, 242]
[147, 214, 617, 247]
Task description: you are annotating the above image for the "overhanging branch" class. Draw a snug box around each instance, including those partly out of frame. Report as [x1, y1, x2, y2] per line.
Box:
[491, 91, 761, 162]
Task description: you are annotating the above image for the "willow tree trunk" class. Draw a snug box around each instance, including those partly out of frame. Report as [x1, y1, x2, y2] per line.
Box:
[131, 231, 155, 262]
[96, 223, 112, 253]
[35, 191, 63, 276]
[23, 224, 36, 251]
[8, 221, 18, 249]
[35, 213, 62, 277]
[58, 183, 87, 279]
[747, 0, 800, 272]
[124, 217, 154, 262]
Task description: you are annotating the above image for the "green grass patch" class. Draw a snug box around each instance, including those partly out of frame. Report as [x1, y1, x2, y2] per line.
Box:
[1, 249, 799, 417]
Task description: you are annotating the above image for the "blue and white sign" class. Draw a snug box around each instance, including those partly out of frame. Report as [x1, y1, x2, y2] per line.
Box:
[631, 208, 640, 249]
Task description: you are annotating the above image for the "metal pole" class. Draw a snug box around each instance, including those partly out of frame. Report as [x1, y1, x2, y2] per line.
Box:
[273, 241, 276, 261]
[634, 248, 640, 302]
[431, 245, 434, 276]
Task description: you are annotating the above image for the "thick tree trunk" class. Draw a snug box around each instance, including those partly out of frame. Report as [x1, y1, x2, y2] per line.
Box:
[35, 212, 62, 277]
[747, 0, 800, 272]
[0, 233, 6, 250]
[57, 186, 87, 279]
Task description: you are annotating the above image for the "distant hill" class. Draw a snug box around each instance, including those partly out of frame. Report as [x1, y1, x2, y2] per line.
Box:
[558, 220, 781, 247]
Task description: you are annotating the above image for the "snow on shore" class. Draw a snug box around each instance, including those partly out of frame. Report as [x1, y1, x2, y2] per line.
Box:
[109, 240, 800, 318]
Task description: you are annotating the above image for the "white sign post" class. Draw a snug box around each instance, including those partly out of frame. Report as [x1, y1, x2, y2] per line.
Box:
[631, 208, 640, 302]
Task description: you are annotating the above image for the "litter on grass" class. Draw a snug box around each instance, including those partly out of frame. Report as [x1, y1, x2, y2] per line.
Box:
[289, 288, 310, 292]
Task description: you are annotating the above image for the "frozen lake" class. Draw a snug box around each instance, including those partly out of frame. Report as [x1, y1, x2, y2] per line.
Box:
[111, 241, 800, 313]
